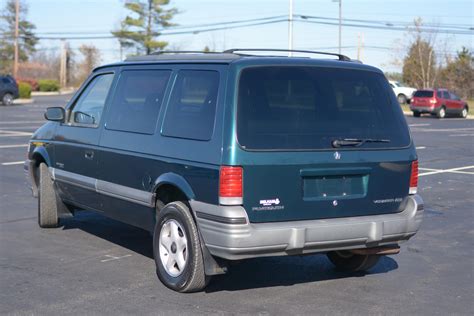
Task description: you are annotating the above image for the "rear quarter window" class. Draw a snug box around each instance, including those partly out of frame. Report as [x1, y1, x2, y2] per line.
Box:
[162, 70, 219, 141]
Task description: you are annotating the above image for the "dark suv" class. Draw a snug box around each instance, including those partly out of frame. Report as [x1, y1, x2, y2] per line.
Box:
[0, 75, 19, 105]
[25, 49, 423, 292]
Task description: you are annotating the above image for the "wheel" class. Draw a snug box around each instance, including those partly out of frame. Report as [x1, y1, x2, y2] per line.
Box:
[2, 93, 14, 105]
[153, 201, 209, 292]
[437, 106, 446, 119]
[397, 94, 407, 104]
[37, 163, 60, 228]
[327, 251, 381, 272]
[460, 106, 468, 118]
[413, 111, 421, 117]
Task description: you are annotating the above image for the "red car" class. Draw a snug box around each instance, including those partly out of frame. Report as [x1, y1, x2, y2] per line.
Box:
[410, 89, 469, 118]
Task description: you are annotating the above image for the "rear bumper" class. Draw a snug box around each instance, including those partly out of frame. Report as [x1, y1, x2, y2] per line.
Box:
[410, 105, 437, 113]
[191, 195, 424, 260]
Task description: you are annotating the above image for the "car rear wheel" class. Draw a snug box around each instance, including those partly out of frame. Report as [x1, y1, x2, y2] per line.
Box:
[153, 201, 209, 292]
[397, 94, 407, 104]
[413, 111, 421, 117]
[461, 106, 468, 118]
[2, 93, 14, 105]
[37, 163, 60, 228]
[327, 250, 381, 272]
[437, 106, 446, 119]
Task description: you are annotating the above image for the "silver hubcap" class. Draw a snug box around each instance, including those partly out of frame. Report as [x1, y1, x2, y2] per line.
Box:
[462, 108, 467, 117]
[4, 94, 12, 105]
[159, 219, 188, 277]
[440, 108, 445, 117]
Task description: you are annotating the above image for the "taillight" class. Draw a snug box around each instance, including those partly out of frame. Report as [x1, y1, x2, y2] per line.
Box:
[219, 166, 243, 205]
[409, 160, 419, 195]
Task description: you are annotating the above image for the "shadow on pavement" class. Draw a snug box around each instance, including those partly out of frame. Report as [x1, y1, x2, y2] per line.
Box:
[60, 210, 399, 292]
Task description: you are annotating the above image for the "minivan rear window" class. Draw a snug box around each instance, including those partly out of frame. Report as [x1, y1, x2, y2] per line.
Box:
[414, 90, 434, 98]
[237, 66, 410, 150]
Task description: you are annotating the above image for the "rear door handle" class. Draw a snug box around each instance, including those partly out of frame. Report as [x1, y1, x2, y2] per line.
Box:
[84, 150, 94, 160]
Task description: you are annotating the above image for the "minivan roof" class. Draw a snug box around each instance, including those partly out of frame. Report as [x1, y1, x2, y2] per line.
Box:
[94, 50, 380, 73]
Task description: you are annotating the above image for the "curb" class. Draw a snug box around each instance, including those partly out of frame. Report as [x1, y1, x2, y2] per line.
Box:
[403, 111, 474, 120]
[13, 98, 34, 105]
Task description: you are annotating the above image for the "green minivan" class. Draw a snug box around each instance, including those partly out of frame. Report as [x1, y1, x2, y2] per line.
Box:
[26, 49, 423, 292]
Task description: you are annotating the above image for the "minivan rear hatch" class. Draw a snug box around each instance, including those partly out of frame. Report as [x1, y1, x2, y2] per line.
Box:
[235, 65, 413, 223]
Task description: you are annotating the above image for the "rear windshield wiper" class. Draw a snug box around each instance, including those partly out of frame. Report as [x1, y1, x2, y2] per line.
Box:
[331, 138, 390, 148]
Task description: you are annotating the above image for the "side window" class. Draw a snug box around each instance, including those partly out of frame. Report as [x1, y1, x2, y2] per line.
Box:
[106, 70, 171, 134]
[162, 70, 219, 141]
[450, 92, 459, 100]
[437, 91, 443, 98]
[442, 91, 450, 99]
[69, 73, 114, 126]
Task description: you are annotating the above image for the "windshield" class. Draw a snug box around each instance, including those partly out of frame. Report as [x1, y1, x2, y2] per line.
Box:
[237, 66, 411, 150]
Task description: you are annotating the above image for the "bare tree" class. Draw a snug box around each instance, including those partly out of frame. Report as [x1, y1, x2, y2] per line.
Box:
[402, 18, 441, 89]
[76, 44, 101, 84]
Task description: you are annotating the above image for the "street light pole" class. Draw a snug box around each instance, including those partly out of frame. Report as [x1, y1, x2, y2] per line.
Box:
[288, 0, 293, 56]
[13, 0, 19, 77]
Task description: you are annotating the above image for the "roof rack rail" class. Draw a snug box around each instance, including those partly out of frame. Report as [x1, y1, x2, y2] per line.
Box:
[223, 48, 351, 61]
[149, 50, 221, 55]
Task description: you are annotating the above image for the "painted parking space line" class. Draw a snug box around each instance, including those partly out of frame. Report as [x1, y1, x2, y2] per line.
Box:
[0, 120, 44, 125]
[416, 146, 426, 150]
[1, 161, 25, 166]
[409, 123, 430, 127]
[419, 165, 474, 177]
[449, 133, 474, 137]
[0, 144, 28, 149]
[0, 130, 33, 137]
[100, 254, 132, 263]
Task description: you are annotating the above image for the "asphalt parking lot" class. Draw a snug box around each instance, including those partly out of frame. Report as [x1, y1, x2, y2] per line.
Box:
[1, 95, 473, 315]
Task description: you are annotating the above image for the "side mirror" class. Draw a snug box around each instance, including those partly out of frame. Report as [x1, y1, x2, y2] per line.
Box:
[44, 107, 65, 122]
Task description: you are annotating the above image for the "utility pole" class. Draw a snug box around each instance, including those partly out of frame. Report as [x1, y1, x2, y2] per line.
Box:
[288, 0, 293, 56]
[357, 33, 361, 60]
[59, 39, 67, 88]
[13, 0, 20, 77]
[338, 0, 342, 54]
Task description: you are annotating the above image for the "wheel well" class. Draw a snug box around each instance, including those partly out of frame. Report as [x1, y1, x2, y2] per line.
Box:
[155, 184, 189, 211]
[31, 154, 46, 187]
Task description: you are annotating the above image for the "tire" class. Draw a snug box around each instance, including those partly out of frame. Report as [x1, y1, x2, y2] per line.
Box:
[460, 106, 468, 118]
[413, 111, 421, 117]
[37, 163, 60, 228]
[397, 94, 407, 104]
[2, 93, 14, 105]
[327, 251, 381, 272]
[437, 106, 446, 119]
[153, 201, 209, 292]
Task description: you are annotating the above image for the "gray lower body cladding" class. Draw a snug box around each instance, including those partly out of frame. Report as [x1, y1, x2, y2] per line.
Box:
[191, 195, 423, 260]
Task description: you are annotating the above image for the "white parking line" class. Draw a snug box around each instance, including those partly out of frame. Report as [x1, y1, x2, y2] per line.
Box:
[416, 146, 426, 150]
[449, 133, 474, 137]
[100, 254, 132, 263]
[419, 165, 474, 177]
[0, 144, 28, 149]
[0, 120, 44, 125]
[1, 161, 25, 166]
[0, 130, 32, 137]
[409, 123, 430, 127]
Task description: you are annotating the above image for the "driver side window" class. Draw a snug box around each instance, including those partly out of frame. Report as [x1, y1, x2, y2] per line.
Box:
[69, 73, 114, 126]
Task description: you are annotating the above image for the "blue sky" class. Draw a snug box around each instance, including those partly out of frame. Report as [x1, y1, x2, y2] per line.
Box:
[19, 0, 474, 72]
